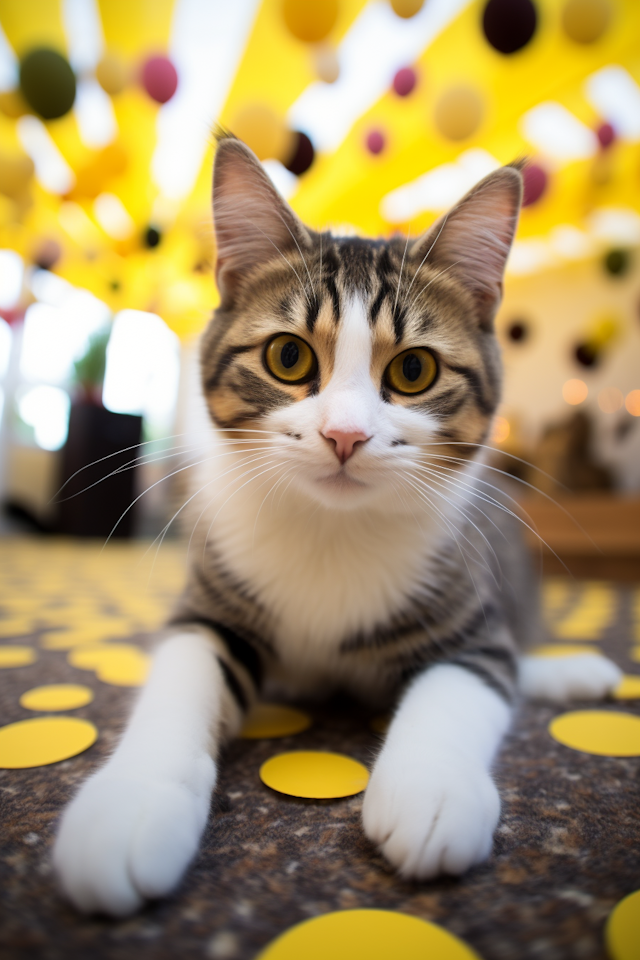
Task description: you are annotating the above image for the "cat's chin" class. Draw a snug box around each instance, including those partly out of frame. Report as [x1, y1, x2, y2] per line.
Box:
[298, 470, 388, 511]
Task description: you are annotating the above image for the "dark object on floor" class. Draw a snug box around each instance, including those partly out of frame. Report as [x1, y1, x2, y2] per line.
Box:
[56, 403, 142, 538]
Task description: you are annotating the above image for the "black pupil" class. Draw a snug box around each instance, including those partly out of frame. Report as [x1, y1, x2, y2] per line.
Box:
[281, 341, 299, 369]
[403, 353, 422, 382]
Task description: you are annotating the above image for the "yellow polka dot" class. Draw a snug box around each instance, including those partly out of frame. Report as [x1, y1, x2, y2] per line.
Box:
[614, 676, 640, 700]
[241, 704, 312, 739]
[256, 909, 481, 960]
[531, 645, 601, 658]
[630, 647, 640, 664]
[68, 644, 150, 687]
[41, 620, 134, 649]
[260, 751, 369, 799]
[20, 684, 94, 711]
[0, 618, 38, 636]
[605, 889, 640, 960]
[549, 710, 640, 756]
[0, 717, 97, 768]
[0, 646, 37, 668]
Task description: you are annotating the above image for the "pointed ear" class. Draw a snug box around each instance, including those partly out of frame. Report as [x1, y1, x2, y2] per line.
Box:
[212, 135, 312, 304]
[409, 165, 523, 330]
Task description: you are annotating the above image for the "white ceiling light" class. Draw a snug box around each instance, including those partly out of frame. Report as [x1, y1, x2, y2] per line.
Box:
[289, 0, 471, 155]
[506, 239, 553, 275]
[262, 160, 298, 201]
[380, 148, 500, 223]
[74, 78, 117, 148]
[103, 310, 180, 433]
[587, 207, 640, 245]
[0, 318, 12, 379]
[549, 225, 594, 260]
[18, 384, 71, 451]
[0, 22, 17, 92]
[94, 193, 135, 240]
[17, 116, 76, 194]
[21, 292, 110, 385]
[152, 0, 261, 201]
[585, 66, 640, 140]
[520, 102, 598, 161]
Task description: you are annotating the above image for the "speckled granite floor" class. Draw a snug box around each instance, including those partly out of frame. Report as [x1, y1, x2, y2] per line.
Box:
[0, 539, 639, 960]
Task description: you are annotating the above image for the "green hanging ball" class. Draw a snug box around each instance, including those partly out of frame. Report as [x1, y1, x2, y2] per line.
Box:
[19, 48, 76, 121]
[604, 249, 630, 277]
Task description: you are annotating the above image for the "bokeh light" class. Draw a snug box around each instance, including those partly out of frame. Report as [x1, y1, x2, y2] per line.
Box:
[597, 387, 623, 413]
[563, 379, 588, 405]
[625, 390, 640, 417]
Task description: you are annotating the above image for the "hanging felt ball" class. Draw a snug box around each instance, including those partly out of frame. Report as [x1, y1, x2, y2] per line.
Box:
[604, 249, 630, 277]
[434, 86, 483, 141]
[0, 153, 35, 200]
[231, 103, 293, 162]
[284, 132, 315, 176]
[482, 0, 537, 54]
[390, 0, 425, 18]
[33, 238, 62, 270]
[141, 56, 178, 104]
[144, 226, 162, 249]
[574, 343, 598, 367]
[393, 67, 417, 97]
[366, 130, 385, 155]
[562, 0, 612, 43]
[522, 163, 547, 206]
[19, 48, 76, 121]
[96, 54, 128, 96]
[283, 0, 339, 43]
[596, 121, 616, 149]
[507, 320, 530, 343]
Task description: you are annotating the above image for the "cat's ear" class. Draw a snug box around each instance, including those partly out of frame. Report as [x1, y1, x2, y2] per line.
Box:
[409, 164, 523, 330]
[212, 134, 312, 305]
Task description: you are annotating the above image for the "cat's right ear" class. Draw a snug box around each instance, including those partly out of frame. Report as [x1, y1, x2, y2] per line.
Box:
[212, 133, 312, 306]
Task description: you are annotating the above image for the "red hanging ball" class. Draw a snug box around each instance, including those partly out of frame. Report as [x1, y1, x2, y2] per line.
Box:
[141, 56, 178, 104]
[596, 122, 616, 149]
[522, 163, 547, 206]
[366, 130, 385, 155]
[392, 67, 417, 97]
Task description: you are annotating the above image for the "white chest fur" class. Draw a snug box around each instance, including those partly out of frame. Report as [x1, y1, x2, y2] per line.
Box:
[206, 479, 440, 672]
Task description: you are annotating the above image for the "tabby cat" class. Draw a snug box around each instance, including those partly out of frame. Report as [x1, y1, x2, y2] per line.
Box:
[54, 135, 622, 916]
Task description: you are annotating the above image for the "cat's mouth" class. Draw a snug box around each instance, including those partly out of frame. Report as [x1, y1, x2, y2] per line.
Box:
[316, 469, 368, 490]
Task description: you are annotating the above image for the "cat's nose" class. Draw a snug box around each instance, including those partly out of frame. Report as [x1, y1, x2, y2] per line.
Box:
[322, 428, 370, 464]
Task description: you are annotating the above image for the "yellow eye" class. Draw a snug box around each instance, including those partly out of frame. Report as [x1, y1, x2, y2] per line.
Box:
[264, 334, 317, 384]
[385, 348, 437, 395]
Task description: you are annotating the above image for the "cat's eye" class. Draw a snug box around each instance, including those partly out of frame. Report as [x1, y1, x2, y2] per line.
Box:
[264, 334, 317, 384]
[385, 348, 437, 395]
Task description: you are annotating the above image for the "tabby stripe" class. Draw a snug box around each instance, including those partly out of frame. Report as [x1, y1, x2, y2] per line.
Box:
[369, 282, 389, 326]
[325, 277, 341, 323]
[305, 295, 320, 333]
[216, 655, 248, 711]
[171, 616, 263, 687]
[392, 306, 406, 343]
[204, 343, 254, 392]
[446, 362, 492, 415]
[471, 645, 518, 678]
[447, 657, 514, 703]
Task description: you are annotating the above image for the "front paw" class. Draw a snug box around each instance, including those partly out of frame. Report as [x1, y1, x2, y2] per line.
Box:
[53, 762, 214, 916]
[362, 750, 500, 880]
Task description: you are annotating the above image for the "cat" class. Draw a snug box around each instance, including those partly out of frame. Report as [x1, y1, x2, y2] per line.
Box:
[53, 134, 622, 916]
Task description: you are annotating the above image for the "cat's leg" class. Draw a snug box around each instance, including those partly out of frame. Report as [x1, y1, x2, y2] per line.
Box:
[362, 662, 511, 880]
[519, 652, 622, 702]
[53, 628, 246, 916]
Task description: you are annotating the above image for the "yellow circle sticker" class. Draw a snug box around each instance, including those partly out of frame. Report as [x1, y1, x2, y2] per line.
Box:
[605, 889, 640, 960]
[0, 717, 98, 768]
[549, 711, 640, 756]
[260, 751, 369, 799]
[241, 703, 312, 739]
[68, 644, 150, 686]
[531, 645, 601, 658]
[614, 676, 640, 700]
[20, 684, 94, 711]
[256, 909, 481, 960]
[0, 646, 37, 668]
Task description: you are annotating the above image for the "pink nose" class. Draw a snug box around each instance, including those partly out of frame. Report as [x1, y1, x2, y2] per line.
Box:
[322, 428, 370, 464]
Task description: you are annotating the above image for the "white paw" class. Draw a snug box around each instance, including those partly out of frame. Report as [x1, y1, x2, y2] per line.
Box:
[362, 750, 500, 880]
[53, 760, 214, 916]
[519, 653, 623, 703]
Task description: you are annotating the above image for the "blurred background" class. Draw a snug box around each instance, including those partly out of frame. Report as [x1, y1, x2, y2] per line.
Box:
[0, 0, 638, 572]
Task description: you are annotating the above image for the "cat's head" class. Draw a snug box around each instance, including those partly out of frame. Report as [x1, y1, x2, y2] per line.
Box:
[201, 134, 522, 511]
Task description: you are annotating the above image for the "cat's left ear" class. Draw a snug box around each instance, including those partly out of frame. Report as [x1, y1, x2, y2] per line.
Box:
[409, 164, 523, 330]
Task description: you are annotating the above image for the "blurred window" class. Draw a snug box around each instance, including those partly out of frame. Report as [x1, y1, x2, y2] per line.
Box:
[17, 384, 71, 451]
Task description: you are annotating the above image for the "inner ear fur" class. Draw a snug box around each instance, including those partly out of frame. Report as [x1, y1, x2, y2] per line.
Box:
[212, 134, 313, 306]
[409, 164, 523, 330]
